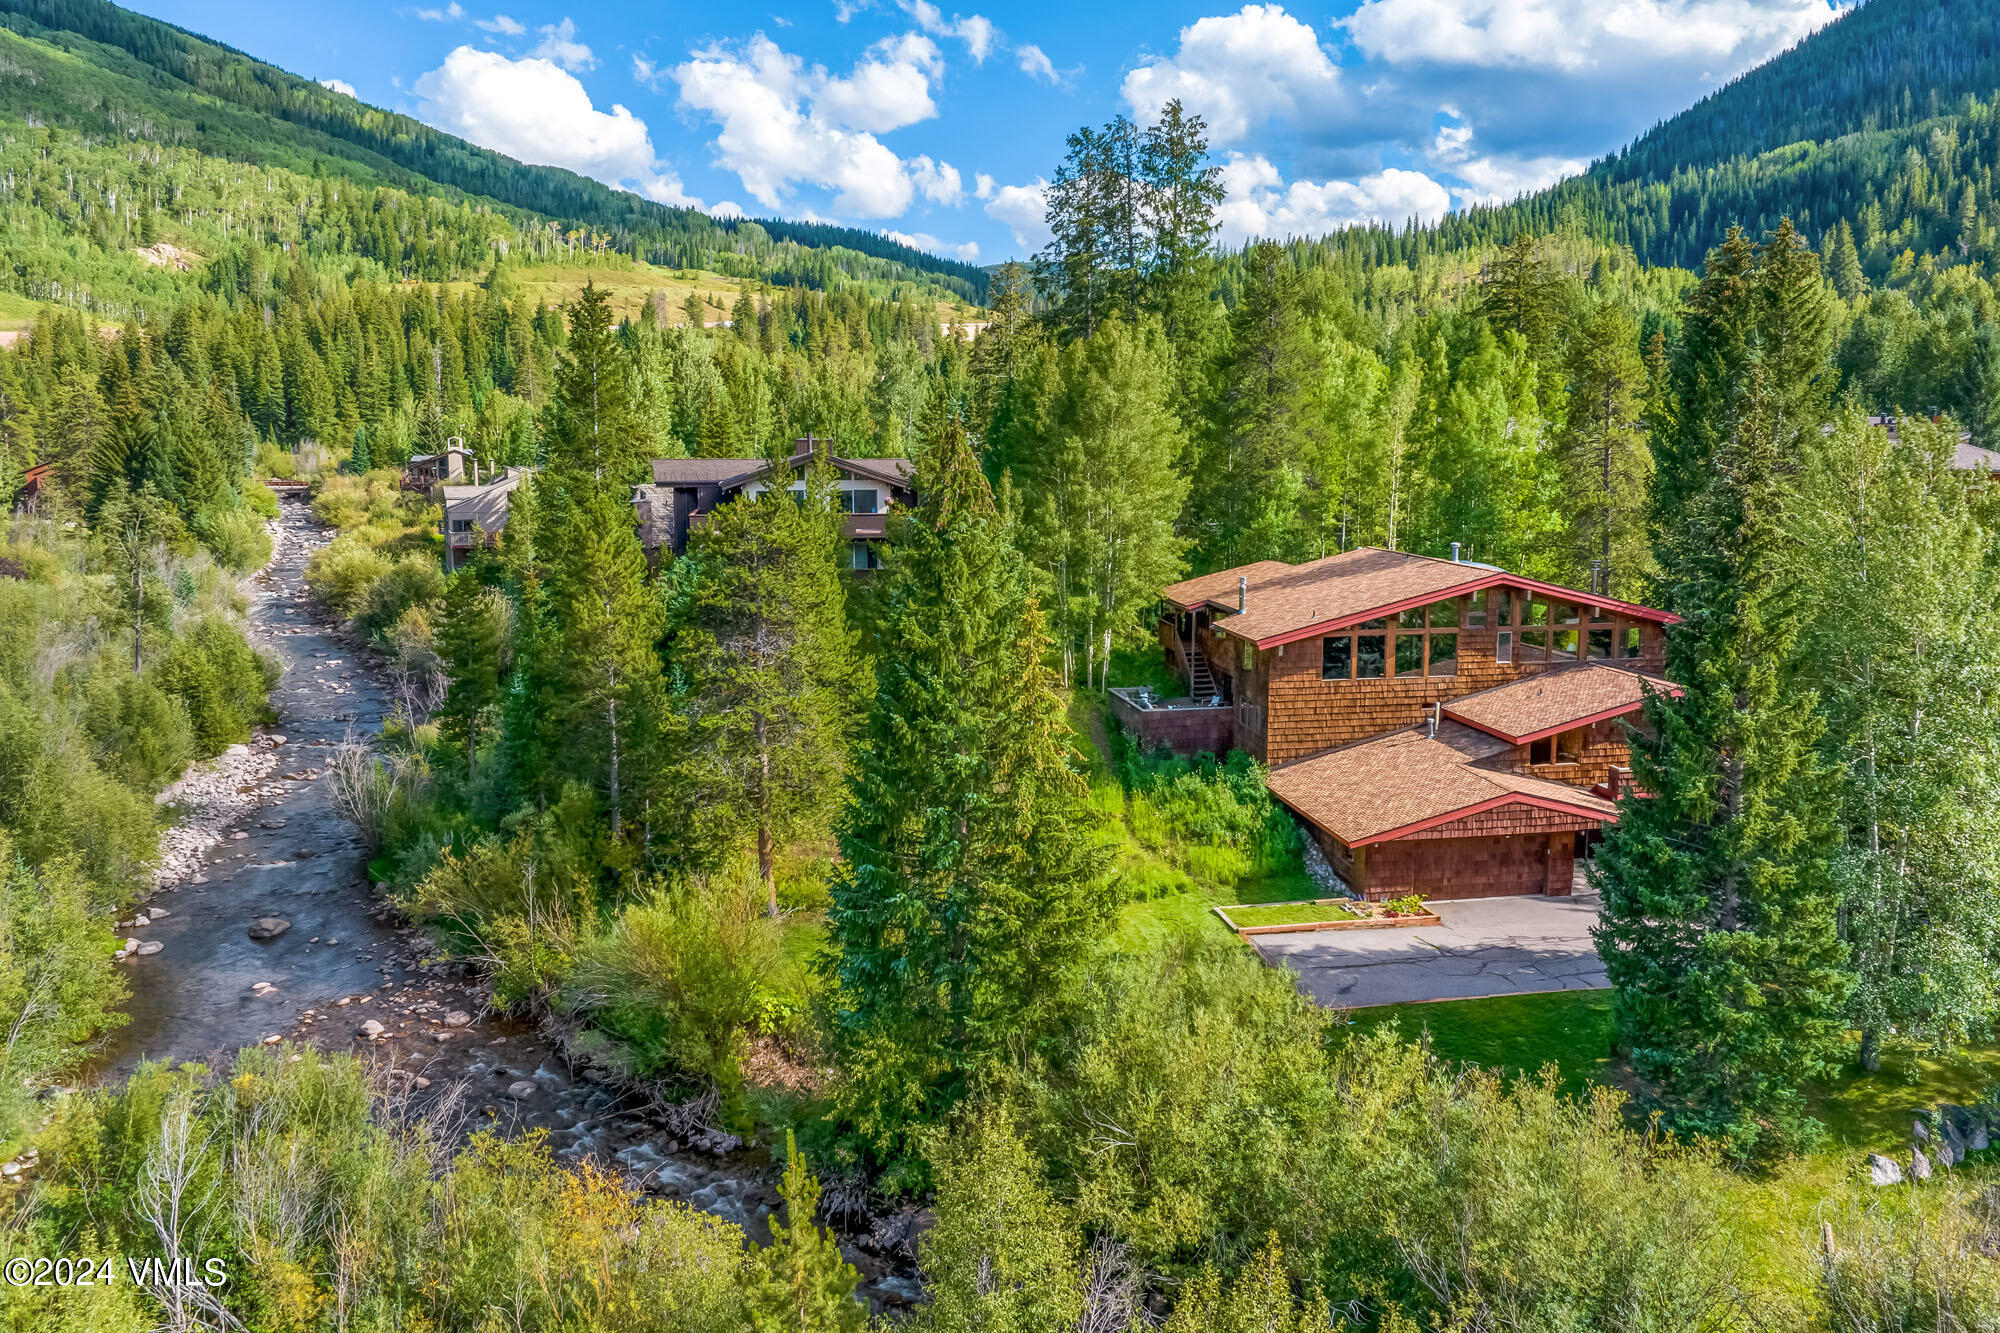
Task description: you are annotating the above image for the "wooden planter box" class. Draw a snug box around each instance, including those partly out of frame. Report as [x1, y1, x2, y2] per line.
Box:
[1215, 897, 1443, 936]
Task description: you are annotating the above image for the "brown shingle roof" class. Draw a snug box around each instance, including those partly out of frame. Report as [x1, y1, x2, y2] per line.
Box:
[1266, 719, 1617, 845]
[1164, 547, 1677, 646]
[649, 454, 915, 489]
[1444, 663, 1678, 742]
[1161, 561, 1292, 611]
[1212, 548, 1487, 644]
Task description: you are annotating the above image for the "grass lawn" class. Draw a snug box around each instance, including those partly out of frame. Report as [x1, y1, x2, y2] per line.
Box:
[1224, 899, 1363, 928]
[1344, 989, 1617, 1098]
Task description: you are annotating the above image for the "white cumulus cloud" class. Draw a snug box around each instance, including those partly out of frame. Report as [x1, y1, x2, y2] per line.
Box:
[532, 17, 594, 72]
[886, 229, 980, 261]
[1016, 43, 1058, 84]
[1122, 4, 1340, 144]
[673, 34, 965, 219]
[415, 47, 701, 207]
[319, 77, 357, 97]
[1340, 0, 1843, 73]
[1216, 152, 1451, 243]
[815, 33, 942, 133]
[985, 178, 1049, 250]
[904, 0, 996, 62]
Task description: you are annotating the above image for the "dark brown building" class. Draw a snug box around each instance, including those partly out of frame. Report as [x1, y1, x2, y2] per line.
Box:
[633, 438, 914, 568]
[1116, 548, 1681, 901]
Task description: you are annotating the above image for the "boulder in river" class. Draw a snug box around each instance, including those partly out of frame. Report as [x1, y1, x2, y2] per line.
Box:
[359, 1020, 384, 1037]
[248, 918, 291, 940]
[507, 1080, 538, 1100]
[444, 1010, 473, 1028]
[135, 941, 163, 957]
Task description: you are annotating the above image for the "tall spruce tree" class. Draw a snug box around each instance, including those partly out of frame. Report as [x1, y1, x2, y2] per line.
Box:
[1558, 301, 1653, 597]
[675, 458, 863, 914]
[547, 282, 647, 485]
[826, 404, 1113, 1159]
[1593, 223, 1852, 1150]
[435, 572, 511, 782]
[1193, 241, 1316, 567]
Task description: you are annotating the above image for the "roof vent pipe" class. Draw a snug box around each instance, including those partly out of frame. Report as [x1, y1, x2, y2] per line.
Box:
[1238, 576, 1248, 613]
[1429, 701, 1441, 739]
[1450, 541, 1461, 562]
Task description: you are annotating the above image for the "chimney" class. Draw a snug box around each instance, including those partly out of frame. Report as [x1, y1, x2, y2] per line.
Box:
[1450, 541, 1461, 562]
[1238, 576, 1248, 613]
[473, 461, 481, 485]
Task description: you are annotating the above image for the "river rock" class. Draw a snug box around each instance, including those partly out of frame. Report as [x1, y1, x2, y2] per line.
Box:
[135, 941, 163, 956]
[148, 907, 169, 918]
[248, 918, 291, 939]
[507, 1080, 538, 1100]
[414, 1077, 431, 1089]
[359, 1020, 384, 1037]
[123, 937, 141, 953]
[225, 744, 250, 757]
[1868, 1153, 1904, 1186]
[1, 1162, 18, 1179]
[444, 1010, 473, 1028]
[1913, 1145, 1934, 1182]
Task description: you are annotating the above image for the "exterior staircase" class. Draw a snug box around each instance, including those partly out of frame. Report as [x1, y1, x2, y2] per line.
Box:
[1183, 639, 1218, 701]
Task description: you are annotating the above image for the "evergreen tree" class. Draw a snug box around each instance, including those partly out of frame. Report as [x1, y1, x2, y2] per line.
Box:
[1558, 301, 1653, 597]
[1193, 242, 1316, 567]
[737, 1132, 867, 1333]
[522, 475, 665, 844]
[97, 482, 183, 677]
[826, 407, 1113, 1158]
[1593, 223, 1851, 1152]
[345, 424, 373, 474]
[435, 572, 511, 781]
[1828, 220, 1868, 300]
[1478, 233, 1565, 364]
[675, 459, 863, 913]
[1140, 99, 1223, 344]
[547, 283, 646, 485]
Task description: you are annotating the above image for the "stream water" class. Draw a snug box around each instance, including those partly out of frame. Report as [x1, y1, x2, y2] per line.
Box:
[87, 496, 924, 1307]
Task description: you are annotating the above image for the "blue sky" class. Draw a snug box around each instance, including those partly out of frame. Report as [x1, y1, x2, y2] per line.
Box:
[132, 0, 1848, 264]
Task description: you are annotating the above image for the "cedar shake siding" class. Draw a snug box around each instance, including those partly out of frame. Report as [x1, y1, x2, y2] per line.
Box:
[1148, 549, 1679, 900]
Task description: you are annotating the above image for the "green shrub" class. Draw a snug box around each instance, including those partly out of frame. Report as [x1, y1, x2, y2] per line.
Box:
[81, 664, 195, 789]
[562, 876, 780, 1087]
[355, 553, 445, 643]
[0, 683, 158, 897]
[155, 616, 275, 755]
[1382, 892, 1428, 916]
[191, 503, 272, 572]
[241, 479, 281, 519]
[304, 534, 393, 618]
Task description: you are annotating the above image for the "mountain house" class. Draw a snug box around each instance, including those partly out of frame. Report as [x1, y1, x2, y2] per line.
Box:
[1116, 548, 1681, 901]
[633, 437, 915, 568]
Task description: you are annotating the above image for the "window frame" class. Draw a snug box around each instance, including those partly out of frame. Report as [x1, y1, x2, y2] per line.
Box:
[1321, 635, 1353, 681]
[1356, 633, 1388, 679]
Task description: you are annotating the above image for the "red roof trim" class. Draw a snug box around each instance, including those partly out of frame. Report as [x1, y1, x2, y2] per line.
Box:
[1219, 571, 1679, 649]
[1445, 689, 1679, 746]
[1277, 789, 1619, 848]
[1359, 791, 1620, 845]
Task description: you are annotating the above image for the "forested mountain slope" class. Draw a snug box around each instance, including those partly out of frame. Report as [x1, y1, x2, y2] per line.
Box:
[0, 0, 986, 300]
[1421, 0, 2000, 279]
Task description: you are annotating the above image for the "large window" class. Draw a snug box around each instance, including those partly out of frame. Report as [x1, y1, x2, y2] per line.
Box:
[1588, 628, 1614, 659]
[1357, 634, 1387, 679]
[1395, 633, 1424, 678]
[849, 541, 883, 570]
[1322, 635, 1352, 680]
[840, 488, 879, 514]
[1428, 632, 1458, 676]
[1496, 630, 1512, 664]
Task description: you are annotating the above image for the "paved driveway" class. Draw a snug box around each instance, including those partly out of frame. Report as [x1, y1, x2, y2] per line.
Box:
[1253, 891, 1609, 1009]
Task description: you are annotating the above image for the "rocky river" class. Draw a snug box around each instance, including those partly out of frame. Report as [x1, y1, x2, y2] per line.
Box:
[82, 495, 923, 1306]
